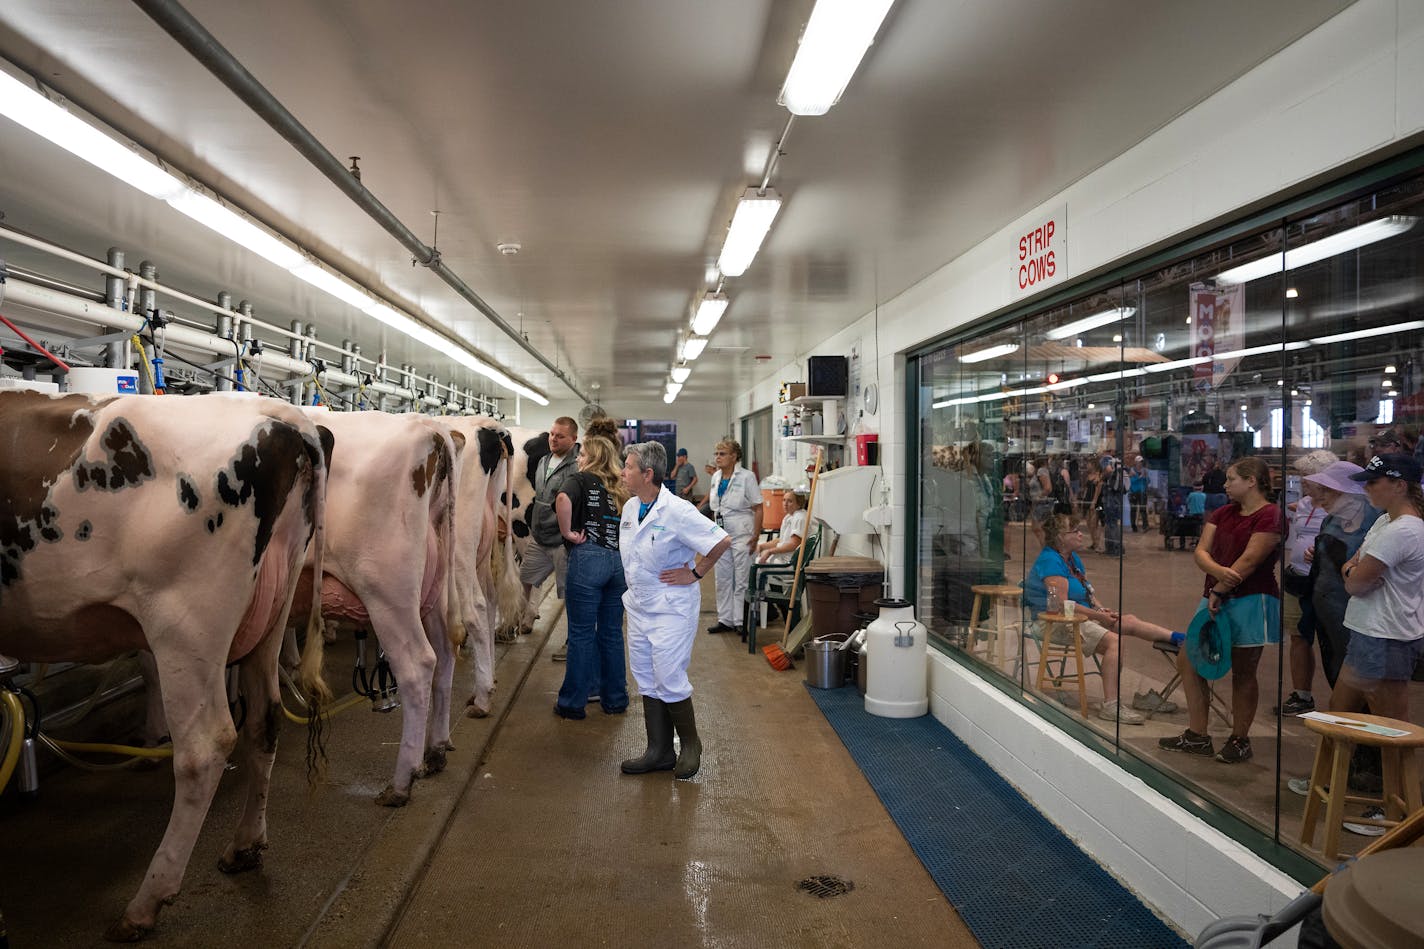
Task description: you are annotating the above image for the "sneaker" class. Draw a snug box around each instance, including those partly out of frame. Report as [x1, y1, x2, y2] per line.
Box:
[1274, 692, 1316, 716]
[1215, 735, 1253, 764]
[1287, 777, 1311, 797]
[706, 622, 734, 634]
[1343, 806, 1388, 837]
[552, 641, 568, 662]
[552, 703, 585, 720]
[586, 692, 600, 705]
[1099, 700, 1146, 725]
[1158, 730, 1214, 757]
[1132, 690, 1179, 714]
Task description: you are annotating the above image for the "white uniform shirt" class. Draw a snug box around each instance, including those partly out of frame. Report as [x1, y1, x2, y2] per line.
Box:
[765, 509, 808, 565]
[620, 486, 729, 611]
[1343, 513, 1424, 641]
[708, 466, 762, 520]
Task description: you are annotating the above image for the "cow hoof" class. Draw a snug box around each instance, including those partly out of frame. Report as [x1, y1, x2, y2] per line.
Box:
[465, 701, 490, 719]
[423, 746, 448, 776]
[375, 785, 410, 807]
[440, 739, 455, 752]
[218, 843, 266, 874]
[104, 917, 151, 943]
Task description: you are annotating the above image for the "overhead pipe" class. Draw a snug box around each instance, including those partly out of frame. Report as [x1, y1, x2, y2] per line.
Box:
[2, 277, 470, 413]
[133, 0, 588, 405]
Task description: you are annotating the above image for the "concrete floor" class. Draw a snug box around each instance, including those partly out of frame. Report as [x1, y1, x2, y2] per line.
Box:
[0, 582, 976, 947]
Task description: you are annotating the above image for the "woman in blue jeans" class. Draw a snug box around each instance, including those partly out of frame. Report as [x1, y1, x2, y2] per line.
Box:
[553, 428, 632, 719]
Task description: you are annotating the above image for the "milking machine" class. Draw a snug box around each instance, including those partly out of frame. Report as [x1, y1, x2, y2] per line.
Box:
[351, 628, 401, 713]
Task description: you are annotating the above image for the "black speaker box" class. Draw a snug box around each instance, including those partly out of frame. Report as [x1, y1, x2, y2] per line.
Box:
[807, 355, 849, 398]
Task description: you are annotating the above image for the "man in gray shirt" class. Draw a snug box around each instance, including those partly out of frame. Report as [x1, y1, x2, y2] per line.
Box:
[673, 447, 698, 500]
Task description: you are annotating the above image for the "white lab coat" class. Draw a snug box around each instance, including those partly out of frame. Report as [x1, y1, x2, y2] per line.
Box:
[708, 466, 762, 626]
[619, 486, 729, 702]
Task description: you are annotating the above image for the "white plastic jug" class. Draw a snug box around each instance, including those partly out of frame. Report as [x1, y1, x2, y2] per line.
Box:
[864, 598, 928, 718]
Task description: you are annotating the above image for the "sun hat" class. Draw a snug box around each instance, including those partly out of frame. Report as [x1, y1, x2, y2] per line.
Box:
[1303, 461, 1367, 495]
[1349, 452, 1423, 484]
[1186, 607, 1232, 680]
[1292, 449, 1339, 475]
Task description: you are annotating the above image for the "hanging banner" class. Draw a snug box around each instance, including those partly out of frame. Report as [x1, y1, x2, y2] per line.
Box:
[1189, 283, 1245, 391]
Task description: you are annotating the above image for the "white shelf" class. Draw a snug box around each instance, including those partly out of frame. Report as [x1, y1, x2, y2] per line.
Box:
[786, 394, 844, 406]
[785, 434, 846, 444]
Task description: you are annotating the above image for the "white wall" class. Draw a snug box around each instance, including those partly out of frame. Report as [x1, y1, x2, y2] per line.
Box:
[731, 1, 1423, 935]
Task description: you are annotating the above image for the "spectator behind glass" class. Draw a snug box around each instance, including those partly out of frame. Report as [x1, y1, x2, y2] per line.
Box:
[1159, 457, 1283, 765]
[1277, 449, 1338, 716]
[1302, 461, 1381, 690]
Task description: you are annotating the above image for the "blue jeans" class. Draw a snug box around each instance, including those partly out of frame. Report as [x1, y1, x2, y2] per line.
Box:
[557, 543, 629, 714]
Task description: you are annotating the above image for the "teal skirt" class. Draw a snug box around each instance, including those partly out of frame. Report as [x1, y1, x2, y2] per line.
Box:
[1193, 593, 1281, 648]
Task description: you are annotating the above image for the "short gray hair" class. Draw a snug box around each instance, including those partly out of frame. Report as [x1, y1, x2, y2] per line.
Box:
[626, 441, 667, 483]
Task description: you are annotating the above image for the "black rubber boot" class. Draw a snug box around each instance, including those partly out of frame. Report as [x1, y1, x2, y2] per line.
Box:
[666, 698, 702, 779]
[620, 697, 676, 774]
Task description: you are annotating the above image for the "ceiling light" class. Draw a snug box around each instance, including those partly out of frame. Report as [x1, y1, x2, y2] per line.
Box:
[1285, 287, 1299, 299]
[718, 188, 782, 277]
[1044, 307, 1136, 341]
[690, 292, 730, 336]
[1214, 216, 1417, 285]
[1385, 364, 1397, 373]
[1309, 320, 1424, 345]
[959, 342, 1019, 364]
[1111, 334, 1122, 343]
[665, 381, 683, 401]
[1382, 379, 1393, 388]
[0, 69, 186, 200]
[778, 0, 895, 116]
[670, 365, 691, 383]
[167, 188, 305, 269]
[681, 336, 709, 361]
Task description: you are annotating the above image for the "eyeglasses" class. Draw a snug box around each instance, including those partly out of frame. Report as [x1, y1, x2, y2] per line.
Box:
[714, 450, 731, 456]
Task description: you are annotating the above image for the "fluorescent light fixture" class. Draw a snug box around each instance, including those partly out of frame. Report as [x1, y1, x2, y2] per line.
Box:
[718, 189, 782, 277]
[690, 293, 730, 336]
[0, 70, 186, 200]
[1285, 288, 1299, 299]
[1214, 216, 1417, 285]
[1386, 364, 1397, 374]
[167, 189, 305, 269]
[681, 337, 709, 361]
[958, 342, 1019, 363]
[1309, 320, 1424, 345]
[290, 261, 379, 310]
[670, 365, 691, 384]
[665, 382, 683, 403]
[778, 0, 895, 116]
[663, 391, 678, 404]
[1044, 307, 1135, 341]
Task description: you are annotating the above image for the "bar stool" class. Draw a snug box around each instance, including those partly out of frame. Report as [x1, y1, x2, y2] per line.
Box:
[967, 584, 1021, 667]
[1299, 713, 1424, 861]
[1033, 612, 1089, 717]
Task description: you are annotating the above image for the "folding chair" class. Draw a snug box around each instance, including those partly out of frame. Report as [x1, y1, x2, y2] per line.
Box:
[744, 530, 820, 654]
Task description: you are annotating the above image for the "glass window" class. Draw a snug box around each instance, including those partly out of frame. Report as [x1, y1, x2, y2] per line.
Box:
[913, 167, 1424, 871]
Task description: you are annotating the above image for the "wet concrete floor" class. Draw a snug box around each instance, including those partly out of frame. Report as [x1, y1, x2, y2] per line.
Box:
[0, 587, 975, 947]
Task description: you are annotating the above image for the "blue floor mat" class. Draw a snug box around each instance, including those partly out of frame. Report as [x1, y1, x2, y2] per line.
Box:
[807, 685, 1188, 949]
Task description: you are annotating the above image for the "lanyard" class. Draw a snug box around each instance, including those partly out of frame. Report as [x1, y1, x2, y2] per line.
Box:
[638, 499, 655, 522]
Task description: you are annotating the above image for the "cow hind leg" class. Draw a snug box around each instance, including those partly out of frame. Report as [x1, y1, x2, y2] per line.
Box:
[424, 610, 457, 771]
[219, 631, 286, 874]
[367, 602, 435, 807]
[109, 653, 236, 942]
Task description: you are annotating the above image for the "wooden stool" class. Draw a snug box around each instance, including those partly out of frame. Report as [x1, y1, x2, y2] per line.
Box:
[968, 585, 1021, 667]
[1299, 713, 1424, 861]
[1034, 612, 1089, 717]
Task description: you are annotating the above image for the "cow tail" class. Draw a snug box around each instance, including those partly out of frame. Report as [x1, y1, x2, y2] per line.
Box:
[299, 430, 332, 782]
[495, 441, 522, 629]
[443, 433, 464, 647]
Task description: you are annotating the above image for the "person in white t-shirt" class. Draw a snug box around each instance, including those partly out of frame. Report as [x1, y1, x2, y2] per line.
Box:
[755, 488, 809, 565]
[1336, 453, 1424, 722]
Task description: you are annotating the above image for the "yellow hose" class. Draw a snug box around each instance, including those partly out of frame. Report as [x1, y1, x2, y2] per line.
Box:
[0, 691, 24, 792]
[282, 691, 367, 725]
[47, 737, 173, 759]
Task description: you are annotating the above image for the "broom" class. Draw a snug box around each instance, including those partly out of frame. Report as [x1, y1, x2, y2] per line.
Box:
[763, 446, 824, 670]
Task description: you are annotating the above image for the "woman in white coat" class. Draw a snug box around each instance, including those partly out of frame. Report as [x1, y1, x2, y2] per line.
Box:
[619, 441, 732, 779]
[706, 438, 763, 635]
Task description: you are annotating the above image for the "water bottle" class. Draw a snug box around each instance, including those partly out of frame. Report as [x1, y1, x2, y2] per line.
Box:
[1046, 588, 1062, 616]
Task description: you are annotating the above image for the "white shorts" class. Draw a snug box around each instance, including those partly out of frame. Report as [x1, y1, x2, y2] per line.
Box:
[520, 542, 568, 596]
[1032, 617, 1109, 656]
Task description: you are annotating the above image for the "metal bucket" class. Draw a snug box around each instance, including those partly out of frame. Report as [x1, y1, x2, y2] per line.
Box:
[804, 637, 847, 689]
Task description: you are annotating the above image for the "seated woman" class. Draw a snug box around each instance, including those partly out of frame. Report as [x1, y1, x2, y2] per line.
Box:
[1026, 512, 1184, 724]
[755, 488, 809, 565]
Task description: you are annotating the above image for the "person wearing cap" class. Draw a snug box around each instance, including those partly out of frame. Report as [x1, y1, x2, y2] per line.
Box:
[1302, 461, 1382, 690]
[1275, 450, 1338, 715]
[1159, 456, 1283, 765]
[671, 447, 698, 500]
[1334, 453, 1424, 724]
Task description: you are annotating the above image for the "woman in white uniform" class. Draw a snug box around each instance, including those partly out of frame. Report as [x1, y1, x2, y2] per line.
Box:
[619, 441, 732, 779]
[706, 439, 763, 635]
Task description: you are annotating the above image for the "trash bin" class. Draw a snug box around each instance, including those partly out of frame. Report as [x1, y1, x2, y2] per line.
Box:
[805, 557, 884, 638]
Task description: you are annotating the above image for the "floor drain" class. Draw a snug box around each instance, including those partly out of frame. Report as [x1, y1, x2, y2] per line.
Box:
[796, 875, 854, 899]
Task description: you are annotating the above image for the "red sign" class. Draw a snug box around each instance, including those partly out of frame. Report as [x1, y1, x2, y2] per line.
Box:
[1010, 204, 1066, 299]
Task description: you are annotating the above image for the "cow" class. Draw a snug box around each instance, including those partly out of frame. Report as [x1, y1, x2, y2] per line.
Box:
[0, 389, 330, 942]
[432, 417, 521, 718]
[291, 410, 461, 806]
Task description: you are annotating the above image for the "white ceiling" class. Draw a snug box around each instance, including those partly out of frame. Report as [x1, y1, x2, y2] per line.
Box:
[0, 0, 1353, 408]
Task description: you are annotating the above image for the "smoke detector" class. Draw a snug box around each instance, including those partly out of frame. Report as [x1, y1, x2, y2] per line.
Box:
[496, 242, 521, 256]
